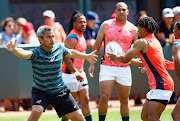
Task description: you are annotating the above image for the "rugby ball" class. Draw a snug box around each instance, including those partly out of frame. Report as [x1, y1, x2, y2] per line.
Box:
[105, 42, 123, 59]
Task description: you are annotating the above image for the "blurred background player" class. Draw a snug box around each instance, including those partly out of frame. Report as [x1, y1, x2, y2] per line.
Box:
[84, 11, 100, 49]
[136, 10, 148, 23]
[40, 10, 66, 43]
[172, 19, 180, 121]
[156, 8, 174, 47]
[88, 2, 138, 121]
[61, 11, 92, 121]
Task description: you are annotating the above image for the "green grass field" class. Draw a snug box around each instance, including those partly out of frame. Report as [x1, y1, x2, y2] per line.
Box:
[0, 108, 174, 121]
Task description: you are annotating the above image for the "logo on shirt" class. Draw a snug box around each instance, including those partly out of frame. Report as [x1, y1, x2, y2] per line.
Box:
[150, 91, 153, 95]
[74, 104, 77, 109]
[124, 26, 130, 32]
[118, 29, 122, 32]
[36, 100, 42, 104]
[92, 31, 96, 37]
[50, 56, 55, 62]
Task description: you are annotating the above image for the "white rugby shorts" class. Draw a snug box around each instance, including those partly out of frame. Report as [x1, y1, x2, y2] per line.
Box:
[146, 89, 173, 101]
[62, 71, 88, 92]
[99, 65, 132, 86]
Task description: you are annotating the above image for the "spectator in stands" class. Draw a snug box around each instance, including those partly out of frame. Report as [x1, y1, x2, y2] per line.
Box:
[156, 8, 174, 47]
[15, 17, 27, 35]
[40, 10, 66, 43]
[0, 17, 16, 45]
[0, 17, 22, 111]
[17, 22, 39, 45]
[84, 11, 100, 49]
[136, 10, 148, 23]
[15, 17, 27, 44]
[173, 6, 180, 23]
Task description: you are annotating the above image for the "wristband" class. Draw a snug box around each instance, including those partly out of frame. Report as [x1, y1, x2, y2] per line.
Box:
[74, 71, 80, 77]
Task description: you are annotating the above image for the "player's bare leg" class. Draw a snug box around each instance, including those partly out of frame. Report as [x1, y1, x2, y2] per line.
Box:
[98, 80, 115, 121]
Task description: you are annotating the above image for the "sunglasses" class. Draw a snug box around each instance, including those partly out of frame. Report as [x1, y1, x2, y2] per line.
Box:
[7, 24, 15, 28]
[18, 23, 23, 26]
[43, 16, 50, 19]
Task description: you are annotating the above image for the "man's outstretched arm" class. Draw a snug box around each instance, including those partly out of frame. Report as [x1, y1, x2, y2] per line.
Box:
[6, 40, 32, 60]
[65, 49, 97, 64]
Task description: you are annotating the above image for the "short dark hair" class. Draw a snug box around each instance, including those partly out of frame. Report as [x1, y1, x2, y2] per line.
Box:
[137, 17, 159, 33]
[116, 2, 128, 10]
[37, 26, 52, 38]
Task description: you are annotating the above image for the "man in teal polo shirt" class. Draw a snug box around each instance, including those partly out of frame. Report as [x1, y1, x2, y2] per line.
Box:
[6, 26, 97, 121]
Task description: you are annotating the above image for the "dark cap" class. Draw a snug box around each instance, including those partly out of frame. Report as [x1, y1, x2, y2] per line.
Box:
[86, 11, 100, 23]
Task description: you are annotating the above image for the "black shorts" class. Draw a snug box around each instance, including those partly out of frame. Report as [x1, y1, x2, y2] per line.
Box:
[31, 87, 79, 118]
[147, 99, 169, 106]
